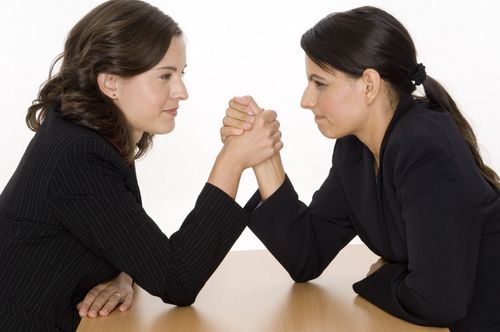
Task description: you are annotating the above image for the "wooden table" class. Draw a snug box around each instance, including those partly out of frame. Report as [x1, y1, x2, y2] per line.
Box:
[77, 244, 449, 332]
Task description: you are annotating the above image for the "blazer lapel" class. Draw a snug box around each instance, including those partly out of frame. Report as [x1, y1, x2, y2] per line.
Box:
[338, 149, 394, 257]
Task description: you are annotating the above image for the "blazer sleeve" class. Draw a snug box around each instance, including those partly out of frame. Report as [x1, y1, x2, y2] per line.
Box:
[244, 167, 356, 282]
[47, 138, 247, 306]
[352, 136, 482, 327]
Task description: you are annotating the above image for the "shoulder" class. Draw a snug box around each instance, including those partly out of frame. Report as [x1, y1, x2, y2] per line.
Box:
[383, 105, 466, 187]
[47, 132, 132, 198]
[392, 103, 460, 150]
[385, 103, 463, 163]
[42, 108, 121, 159]
[40, 108, 130, 177]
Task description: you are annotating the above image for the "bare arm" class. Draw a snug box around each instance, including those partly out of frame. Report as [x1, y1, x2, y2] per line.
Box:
[222, 96, 285, 200]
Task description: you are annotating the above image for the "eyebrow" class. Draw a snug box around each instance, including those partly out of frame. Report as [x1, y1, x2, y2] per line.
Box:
[155, 64, 187, 71]
[308, 73, 327, 81]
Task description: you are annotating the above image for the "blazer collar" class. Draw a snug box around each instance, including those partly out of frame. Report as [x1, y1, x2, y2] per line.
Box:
[379, 96, 417, 159]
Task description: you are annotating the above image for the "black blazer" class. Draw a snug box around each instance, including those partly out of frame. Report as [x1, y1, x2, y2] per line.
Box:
[0, 107, 247, 332]
[245, 97, 500, 332]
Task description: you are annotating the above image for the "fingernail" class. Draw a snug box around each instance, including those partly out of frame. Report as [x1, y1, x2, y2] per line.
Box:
[247, 116, 255, 124]
[100, 309, 108, 315]
[243, 123, 251, 130]
[89, 310, 96, 317]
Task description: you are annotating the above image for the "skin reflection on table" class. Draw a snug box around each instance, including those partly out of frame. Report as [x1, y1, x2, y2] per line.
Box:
[77, 244, 449, 332]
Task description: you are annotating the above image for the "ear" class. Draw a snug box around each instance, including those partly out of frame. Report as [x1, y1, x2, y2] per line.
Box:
[361, 68, 381, 104]
[97, 72, 119, 99]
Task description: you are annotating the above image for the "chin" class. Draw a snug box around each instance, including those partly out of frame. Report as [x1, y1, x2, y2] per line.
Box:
[317, 126, 338, 139]
[152, 124, 175, 135]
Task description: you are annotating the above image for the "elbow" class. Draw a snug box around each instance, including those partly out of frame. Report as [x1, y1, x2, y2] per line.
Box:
[291, 274, 312, 283]
[287, 264, 321, 283]
[171, 297, 196, 307]
[162, 290, 198, 307]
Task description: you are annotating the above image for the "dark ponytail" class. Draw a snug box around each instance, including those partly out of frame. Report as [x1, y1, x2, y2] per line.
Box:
[301, 6, 499, 188]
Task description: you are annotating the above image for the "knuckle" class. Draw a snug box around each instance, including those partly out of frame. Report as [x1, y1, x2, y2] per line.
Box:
[90, 302, 102, 310]
[87, 290, 99, 298]
[80, 301, 91, 309]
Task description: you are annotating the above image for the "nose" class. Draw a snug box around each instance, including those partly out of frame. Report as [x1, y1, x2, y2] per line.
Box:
[300, 84, 315, 109]
[171, 78, 189, 101]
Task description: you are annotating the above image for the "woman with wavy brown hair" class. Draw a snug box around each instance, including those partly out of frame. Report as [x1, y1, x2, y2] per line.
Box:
[0, 0, 282, 331]
[223, 6, 500, 332]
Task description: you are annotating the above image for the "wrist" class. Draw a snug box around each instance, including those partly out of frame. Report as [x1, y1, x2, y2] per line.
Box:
[217, 145, 245, 174]
[253, 153, 285, 201]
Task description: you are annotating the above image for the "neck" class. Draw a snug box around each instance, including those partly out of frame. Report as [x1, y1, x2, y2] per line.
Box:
[132, 129, 143, 146]
[355, 97, 397, 164]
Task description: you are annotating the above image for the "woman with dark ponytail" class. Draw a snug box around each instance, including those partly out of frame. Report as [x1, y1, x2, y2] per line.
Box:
[224, 6, 500, 331]
[0, 0, 283, 331]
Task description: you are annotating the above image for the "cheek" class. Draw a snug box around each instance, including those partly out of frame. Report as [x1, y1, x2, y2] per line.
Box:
[138, 84, 165, 109]
[318, 89, 364, 136]
[124, 80, 166, 110]
[319, 90, 349, 120]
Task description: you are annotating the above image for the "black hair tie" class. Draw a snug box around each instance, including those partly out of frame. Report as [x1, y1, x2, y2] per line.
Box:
[411, 63, 427, 86]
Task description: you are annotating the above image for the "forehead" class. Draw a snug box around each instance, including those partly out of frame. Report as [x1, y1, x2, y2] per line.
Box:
[305, 56, 338, 77]
[156, 36, 186, 66]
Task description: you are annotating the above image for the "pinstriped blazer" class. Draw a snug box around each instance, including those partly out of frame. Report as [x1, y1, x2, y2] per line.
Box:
[0, 107, 247, 331]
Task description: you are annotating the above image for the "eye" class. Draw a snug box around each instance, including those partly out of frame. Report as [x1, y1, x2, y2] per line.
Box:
[181, 70, 186, 77]
[314, 80, 326, 88]
[160, 73, 172, 80]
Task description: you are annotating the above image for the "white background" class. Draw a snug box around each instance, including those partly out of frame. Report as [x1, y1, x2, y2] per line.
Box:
[1, 0, 499, 250]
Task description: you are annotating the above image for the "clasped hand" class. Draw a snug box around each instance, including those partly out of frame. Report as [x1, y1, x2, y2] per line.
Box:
[220, 95, 283, 169]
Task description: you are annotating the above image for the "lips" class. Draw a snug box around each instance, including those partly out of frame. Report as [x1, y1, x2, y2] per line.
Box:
[163, 108, 178, 117]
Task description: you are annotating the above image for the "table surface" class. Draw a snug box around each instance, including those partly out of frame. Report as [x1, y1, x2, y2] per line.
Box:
[77, 244, 449, 332]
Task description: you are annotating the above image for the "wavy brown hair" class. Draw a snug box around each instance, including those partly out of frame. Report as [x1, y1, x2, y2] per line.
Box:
[301, 6, 500, 188]
[26, 0, 182, 164]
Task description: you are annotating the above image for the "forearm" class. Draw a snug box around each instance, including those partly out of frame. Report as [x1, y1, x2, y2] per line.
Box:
[245, 175, 355, 282]
[165, 182, 247, 306]
[253, 153, 285, 201]
[207, 147, 244, 199]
